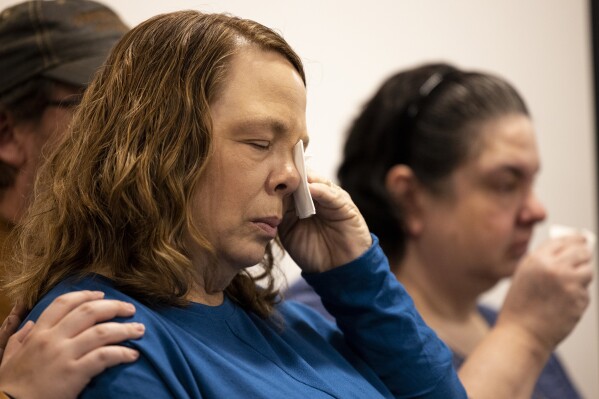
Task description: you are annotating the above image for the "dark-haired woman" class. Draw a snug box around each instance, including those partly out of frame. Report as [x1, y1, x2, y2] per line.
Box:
[287, 63, 592, 399]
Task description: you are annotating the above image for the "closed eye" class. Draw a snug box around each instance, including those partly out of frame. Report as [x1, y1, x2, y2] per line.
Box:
[494, 180, 519, 193]
[247, 141, 271, 150]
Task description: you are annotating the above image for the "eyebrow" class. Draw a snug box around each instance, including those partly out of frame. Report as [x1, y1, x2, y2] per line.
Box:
[491, 163, 540, 179]
[232, 117, 309, 146]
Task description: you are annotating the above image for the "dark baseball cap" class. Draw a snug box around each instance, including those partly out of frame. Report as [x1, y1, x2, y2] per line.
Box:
[0, 0, 128, 97]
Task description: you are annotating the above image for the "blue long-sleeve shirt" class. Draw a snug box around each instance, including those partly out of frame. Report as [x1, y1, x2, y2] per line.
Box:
[24, 236, 466, 398]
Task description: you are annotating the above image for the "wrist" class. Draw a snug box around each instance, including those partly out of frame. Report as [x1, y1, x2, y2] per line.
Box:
[492, 320, 552, 364]
[458, 323, 552, 398]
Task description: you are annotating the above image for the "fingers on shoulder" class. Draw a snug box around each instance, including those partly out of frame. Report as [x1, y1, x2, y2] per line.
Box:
[54, 299, 138, 339]
[77, 345, 140, 376]
[70, 321, 145, 359]
[36, 291, 106, 328]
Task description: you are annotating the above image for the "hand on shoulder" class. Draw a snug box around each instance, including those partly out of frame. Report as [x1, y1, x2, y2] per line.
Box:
[0, 290, 145, 399]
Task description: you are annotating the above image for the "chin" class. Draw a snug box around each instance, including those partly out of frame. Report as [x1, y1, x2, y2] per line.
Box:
[202, 236, 269, 283]
[231, 244, 270, 270]
[480, 258, 519, 284]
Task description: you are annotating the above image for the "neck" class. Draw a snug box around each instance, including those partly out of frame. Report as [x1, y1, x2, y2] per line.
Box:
[186, 284, 225, 306]
[184, 249, 238, 306]
[395, 240, 493, 355]
[395, 241, 484, 321]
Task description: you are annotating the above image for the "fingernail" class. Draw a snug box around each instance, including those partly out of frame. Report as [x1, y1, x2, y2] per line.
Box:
[134, 323, 145, 333]
[92, 291, 105, 298]
[125, 303, 136, 312]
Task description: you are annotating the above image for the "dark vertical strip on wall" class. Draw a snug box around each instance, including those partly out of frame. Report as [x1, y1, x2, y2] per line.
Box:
[593, 0, 599, 159]
[591, 0, 599, 312]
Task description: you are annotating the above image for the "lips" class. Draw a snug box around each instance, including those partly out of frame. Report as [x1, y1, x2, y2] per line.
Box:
[509, 238, 531, 258]
[252, 217, 281, 238]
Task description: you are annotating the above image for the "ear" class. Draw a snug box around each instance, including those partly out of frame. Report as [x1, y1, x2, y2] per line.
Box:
[0, 110, 25, 167]
[384, 164, 424, 237]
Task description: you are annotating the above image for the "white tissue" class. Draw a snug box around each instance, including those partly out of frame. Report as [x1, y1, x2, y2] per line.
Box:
[549, 224, 596, 251]
[293, 140, 316, 219]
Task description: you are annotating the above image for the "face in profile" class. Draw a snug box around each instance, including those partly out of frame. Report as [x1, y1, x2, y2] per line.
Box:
[186, 46, 308, 278]
[414, 114, 547, 286]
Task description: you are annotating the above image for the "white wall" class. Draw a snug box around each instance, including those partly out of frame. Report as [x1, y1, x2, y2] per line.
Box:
[2, 0, 596, 396]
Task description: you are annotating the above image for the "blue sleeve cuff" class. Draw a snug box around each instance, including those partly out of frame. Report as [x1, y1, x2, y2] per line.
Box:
[301, 234, 386, 282]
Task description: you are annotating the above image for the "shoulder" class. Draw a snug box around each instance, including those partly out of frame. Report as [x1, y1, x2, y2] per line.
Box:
[25, 274, 133, 322]
[25, 276, 194, 398]
[24, 274, 173, 337]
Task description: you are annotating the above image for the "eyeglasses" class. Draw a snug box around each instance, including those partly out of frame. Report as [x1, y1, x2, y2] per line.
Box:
[45, 94, 84, 109]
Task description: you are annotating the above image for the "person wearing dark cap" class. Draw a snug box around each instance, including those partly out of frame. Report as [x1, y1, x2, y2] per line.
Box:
[0, 0, 130, 210]
[0, 2, 145, 398]
[0, 0, 128, 316]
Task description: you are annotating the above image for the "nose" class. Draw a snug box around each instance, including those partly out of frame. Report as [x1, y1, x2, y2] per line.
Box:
[518, 189, 547, 225]
[267, 154, 301, 197]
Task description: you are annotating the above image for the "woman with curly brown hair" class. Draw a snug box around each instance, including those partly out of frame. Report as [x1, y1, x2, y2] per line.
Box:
[6, 10, 466, 399]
